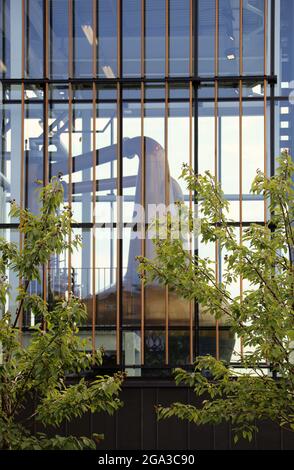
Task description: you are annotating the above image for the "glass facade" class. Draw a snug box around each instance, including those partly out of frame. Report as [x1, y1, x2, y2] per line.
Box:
[0, 0, 293, 376]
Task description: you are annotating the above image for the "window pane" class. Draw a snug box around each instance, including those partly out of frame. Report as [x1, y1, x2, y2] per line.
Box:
[0, 0, 23, 78]
[73, 0, 93, 77]
[72, 90, 93, 223]
[49, 0, 69, 78]
[25, 0, 44, 78]
[218, 0, 240, 76]
[169, 0, 190, 76]
[275, 0, 294, 96]
[97, 0, 117, 78]
[242, 0, 265, 75]
[198, 0, 215, 76]
[122, 0, 141, 77]
[0, 93, 22, 223]
[24, 100, 44, 214]
[145, 0, 165, 77]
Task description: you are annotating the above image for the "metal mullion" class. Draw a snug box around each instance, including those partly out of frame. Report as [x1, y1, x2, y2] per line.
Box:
[43, 80, 49, 328]
[68, 0, 73, 79]
[239, 0, 244, 359]
[18, 0, 26, 333]
[91, 0, 97, 354]
[189, 0, 193, 78]
[44, 0, 49, 79]
[214, 0, 219, 361]
[189, 80, 193, 364]
[164, 0, 170, 365]
[67, 1, 73, 305]
[68, 84, 73, 298]
[264, 0, 268, 221]
[115, 0, 122, 366]
[140, 81, 145, 365]
[116, 82, 122, 366]
[141, 0, 145, 78]
[140, 0, 145, 365]
[165, 0, 169, 78]
[188, 0, 194, 365]
[43, 0, 49, 312]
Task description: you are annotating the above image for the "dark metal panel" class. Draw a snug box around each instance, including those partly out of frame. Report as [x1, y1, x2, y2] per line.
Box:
[116, 388, 142, 449]
[141, 388, 158, 449]
[157, 388, 189, 450]
[256, 420, 282, 450]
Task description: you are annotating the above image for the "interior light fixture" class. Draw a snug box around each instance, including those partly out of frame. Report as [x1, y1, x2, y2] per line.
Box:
[102, 65, 115, 78]
[81, 25, 97, 46]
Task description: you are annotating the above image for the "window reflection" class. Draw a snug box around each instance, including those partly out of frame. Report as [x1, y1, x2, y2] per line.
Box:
[242, 0, 265, 75]
[97, 0, 117, 78]
[169, 0, 190, 76]
[145, 0, 165, 77]
[24, 101, 44, 214]
[25, 0, 44, 78]
[218, 0, 240, 76]
[0, 0, 22, 78]
[198, 0, 216, 76]
[122, 0, 141, 77]
[49, 0, 69, 78]
[0, 98, 22, 223]
[73, 0, 93, 77]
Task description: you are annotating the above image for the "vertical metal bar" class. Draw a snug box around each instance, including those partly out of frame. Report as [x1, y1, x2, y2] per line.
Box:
[140, 0, 145, 365]
[92, 0, 97, 353]
[164, 0, 169, 365]
[189, 0, 193, 77]
[270, 0, 275, 178]
[116, 0, 122, 365]
[68, 84, 72, 298]
[19, 0, 26, 333]
[188, 0, 193, 364]
[264, 0, 268, 209]
[141, 0, 145, 78]
[140, 81, 145, 365]
[214, 0, 219, 361]
[43, 81, 49, 320]
[189, 79, 193, 364]
[239, 0, 244, 359]
[165, 0, 169, 78]
[68, 0, 73, 79]
[193, 0, 199, 357]
[44, 0, 49, 78]
[68, 0, 73, 300]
